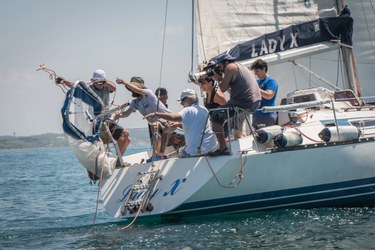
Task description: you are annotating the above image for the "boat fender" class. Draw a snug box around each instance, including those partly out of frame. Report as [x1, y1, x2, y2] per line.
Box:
[274, 131, 303, 148]
[318, 126, 360, 142]
[256, 125, 283, 144]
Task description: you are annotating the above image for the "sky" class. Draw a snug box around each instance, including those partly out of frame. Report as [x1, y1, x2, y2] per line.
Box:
[0, 0, 198, 136]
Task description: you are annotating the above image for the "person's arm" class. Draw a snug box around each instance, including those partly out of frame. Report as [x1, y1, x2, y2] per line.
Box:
[213, 89, 228, 106]
[55, 77, 74, 88]
[114, 107, 134, 120]
[259, 78, 278, 100]
[104, 80, 116, 92]
[259, 89, 275, 100]
[144, 112, 182, 122]
[213, 63, 237, 93]
[116, 78, 147, 96]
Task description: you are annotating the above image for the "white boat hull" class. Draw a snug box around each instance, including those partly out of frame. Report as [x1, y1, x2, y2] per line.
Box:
[100, 135, 375, 219]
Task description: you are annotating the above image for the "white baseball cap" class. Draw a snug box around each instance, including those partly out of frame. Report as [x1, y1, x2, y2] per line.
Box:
[91, 69, 106, 82]
[177, 89, 197, 101]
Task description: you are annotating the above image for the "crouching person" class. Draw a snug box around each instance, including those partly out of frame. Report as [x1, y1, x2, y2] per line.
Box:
[144, 89, 218, 158]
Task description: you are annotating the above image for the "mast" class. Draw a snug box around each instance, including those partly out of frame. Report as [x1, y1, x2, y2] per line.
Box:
[338, 0, 362, 97]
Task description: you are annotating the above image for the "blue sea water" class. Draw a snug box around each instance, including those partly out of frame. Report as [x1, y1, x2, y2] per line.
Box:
[0, 147, 374, 250]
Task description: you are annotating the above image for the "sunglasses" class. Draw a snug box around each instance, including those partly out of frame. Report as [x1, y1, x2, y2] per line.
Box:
[95, 81, 106, 85]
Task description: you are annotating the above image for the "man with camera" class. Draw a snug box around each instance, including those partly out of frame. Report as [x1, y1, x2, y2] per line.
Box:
[208, 54, 261, 156]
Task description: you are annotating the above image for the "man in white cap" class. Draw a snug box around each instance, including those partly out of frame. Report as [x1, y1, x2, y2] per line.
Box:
[115, 76, 173, 161]
[56, 69, 130, 157]
[144, 89, 218, 158]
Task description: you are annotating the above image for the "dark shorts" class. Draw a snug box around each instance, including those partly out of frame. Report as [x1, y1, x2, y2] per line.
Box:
[210, 105, 247, 130]
[104, 120, 124, 141]
[211, 101, 260, 129]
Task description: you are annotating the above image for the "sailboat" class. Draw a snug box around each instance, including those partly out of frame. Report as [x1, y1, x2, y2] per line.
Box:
[56, 0, 375, 221]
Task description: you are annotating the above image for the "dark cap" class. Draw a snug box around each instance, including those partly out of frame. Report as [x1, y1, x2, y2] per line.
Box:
[128, 76, 146, 89]
[215, 54, 236, 64]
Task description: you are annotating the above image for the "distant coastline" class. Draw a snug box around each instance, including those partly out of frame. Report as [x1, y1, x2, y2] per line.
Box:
[0, 128, 150, 150]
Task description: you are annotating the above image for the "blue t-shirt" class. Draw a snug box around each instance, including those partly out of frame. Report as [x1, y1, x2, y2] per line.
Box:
[254, 76, 278, 116]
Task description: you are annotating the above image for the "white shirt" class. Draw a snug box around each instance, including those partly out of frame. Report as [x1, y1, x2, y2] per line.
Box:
[129, 89, 170, 122]
[178, 103, 218, 156]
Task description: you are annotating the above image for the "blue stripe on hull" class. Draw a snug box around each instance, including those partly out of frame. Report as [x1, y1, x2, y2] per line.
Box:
[169, 177, 375, 216]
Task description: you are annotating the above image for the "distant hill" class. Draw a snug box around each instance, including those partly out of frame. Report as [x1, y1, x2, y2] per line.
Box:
[0, 128, 150, 150]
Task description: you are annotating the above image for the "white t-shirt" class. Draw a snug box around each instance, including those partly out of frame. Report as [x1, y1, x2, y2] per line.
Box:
[178, 103, 218, 156]
[129, 89, 170, 122]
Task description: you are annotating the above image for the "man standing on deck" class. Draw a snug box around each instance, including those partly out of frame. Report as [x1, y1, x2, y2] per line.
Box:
[56, 69, 130, 156]
[114, 77, 174, 161]
[209, 54, 261, 156]
[56, 69, 131, 181]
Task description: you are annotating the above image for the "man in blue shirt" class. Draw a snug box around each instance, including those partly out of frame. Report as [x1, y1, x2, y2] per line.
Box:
[250, 59, 279, 129]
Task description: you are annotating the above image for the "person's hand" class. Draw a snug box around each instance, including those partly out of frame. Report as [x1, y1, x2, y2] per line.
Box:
[116, 77, 125, 85]
[55, 77, 65, 85]
[170, 122, 182, 128]
[212, 71, 223, 82]
[144, 112, 157, 120]
[113, 112, 122, 120]
[169, 121, 177, 127]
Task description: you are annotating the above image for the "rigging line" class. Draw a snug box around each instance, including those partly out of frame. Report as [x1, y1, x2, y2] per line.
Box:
[291, 61, 298, 90]
[158, 0, 169, 88]
[196, 0, 207, 63]
[85, 152, 107, 235]
[190, 0, 195, 72]
[336, 48, 341, 87]
[150, 0, 169, 157]
[308, 56, 312, 87]
[237, 0, 250, 43]
[203, 156, 242, 188]
[370, 0, 375, 16]
[338, 49, 345, 89]
[361, 0, 375, 57]
[37, 65, 69, 94]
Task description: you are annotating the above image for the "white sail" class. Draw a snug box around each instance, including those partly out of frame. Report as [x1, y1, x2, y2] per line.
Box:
[195, 0, 375, 101]
[195, 0, 337, 63]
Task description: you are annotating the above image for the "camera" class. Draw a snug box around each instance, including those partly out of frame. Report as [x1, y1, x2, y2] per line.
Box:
[188, 61, 222, 84]
[203, 61, 222, 77]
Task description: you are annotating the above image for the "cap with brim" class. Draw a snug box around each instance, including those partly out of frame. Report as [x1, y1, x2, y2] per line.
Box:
[215, 54, 236, 64]
[177, 88, 197, 101]
[126, 76, 146, 92]
[91, 69, 107, 82]
[128, 81, 146, 89]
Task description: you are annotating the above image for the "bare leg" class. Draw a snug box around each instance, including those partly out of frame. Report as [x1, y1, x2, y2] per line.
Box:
[154, 133, 162, 156]
[233, 129, 243, 139]
[212, 122, 226, 151]
[117, 129, 130, 156]
[159, 132, 172, 156]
